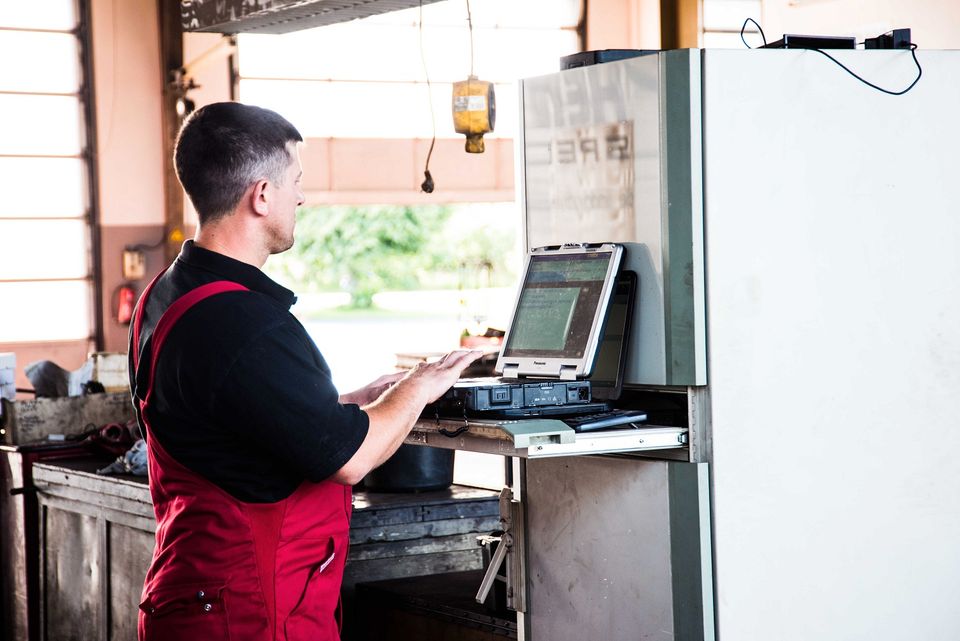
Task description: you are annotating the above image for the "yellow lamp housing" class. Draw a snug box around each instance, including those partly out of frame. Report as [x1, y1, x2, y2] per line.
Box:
[452, 76, 496, 153]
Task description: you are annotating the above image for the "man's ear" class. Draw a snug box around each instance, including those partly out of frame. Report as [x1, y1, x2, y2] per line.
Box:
[250, 179, 271, 217]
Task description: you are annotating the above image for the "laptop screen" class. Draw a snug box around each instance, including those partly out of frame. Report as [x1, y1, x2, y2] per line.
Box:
[500, 248, 621, 370]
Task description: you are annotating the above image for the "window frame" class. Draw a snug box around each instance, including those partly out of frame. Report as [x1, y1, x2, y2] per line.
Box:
[0, 0, 103, 347]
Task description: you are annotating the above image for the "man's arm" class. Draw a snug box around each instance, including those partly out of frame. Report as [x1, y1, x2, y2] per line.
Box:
[329, 350, 481, 485]
[339, 371, 405, 406]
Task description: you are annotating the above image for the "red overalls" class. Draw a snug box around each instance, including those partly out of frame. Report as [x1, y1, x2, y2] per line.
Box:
[132, 277, 352, 641]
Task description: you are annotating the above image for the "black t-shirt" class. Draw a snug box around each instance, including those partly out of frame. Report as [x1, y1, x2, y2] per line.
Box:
[129, 241, 369, 503]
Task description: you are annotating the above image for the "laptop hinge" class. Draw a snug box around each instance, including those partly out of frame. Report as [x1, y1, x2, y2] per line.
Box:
[559, 365, 578, 381]
[502, 363, 520, 379]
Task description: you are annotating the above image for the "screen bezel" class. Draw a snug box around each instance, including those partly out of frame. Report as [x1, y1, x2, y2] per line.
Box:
[589, 270, 637, 401]
[495, 243, 623, 379]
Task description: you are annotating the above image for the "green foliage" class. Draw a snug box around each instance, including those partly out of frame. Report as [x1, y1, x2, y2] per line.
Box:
[435, 221, 517, 290]
[276, 205, 451, 308]
[270, 203, 519, 309]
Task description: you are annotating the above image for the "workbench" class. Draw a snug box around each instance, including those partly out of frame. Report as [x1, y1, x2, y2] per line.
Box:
[24, 458, 500, 641]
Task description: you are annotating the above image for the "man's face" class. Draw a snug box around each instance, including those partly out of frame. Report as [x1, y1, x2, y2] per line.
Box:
[267, 143, 304, 254]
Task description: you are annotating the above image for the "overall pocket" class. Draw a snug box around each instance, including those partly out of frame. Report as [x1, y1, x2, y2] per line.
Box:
[139, 582, 229, 641]
[282, 540, 340, 641]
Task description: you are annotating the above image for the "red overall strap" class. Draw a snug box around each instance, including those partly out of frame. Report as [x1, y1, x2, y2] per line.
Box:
[134, 280, 249, 408]
[131, 269, 166, 374]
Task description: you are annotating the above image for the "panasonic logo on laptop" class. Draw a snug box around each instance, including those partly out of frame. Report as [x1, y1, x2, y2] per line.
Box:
[533, 361, 547, 365]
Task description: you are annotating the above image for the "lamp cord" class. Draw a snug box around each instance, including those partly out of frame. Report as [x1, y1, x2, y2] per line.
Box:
[419, 0, 436, 192]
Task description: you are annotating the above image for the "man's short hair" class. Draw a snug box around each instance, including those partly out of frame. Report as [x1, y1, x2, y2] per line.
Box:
[174, 102, 303, 224]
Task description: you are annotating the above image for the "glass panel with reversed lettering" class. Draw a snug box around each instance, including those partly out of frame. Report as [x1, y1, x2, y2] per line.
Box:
[0, 0, 95, 343]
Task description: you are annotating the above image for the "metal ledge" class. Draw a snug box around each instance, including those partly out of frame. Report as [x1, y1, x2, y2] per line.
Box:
[407, 417, 688, 459]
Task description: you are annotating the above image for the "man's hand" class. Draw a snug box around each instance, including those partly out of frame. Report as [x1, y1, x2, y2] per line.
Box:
[329, 349, 483, 485]
[340, 372, 405, 406]
[399, 350, 484, 405]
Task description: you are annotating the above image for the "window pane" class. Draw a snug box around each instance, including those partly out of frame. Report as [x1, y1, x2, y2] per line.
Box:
[240, 79, 515, 139]
[240, 26, 577, 84]
[0, 220, 89, 279]
[238, 0, 576, 141]
[0, 280, 90, 342]
[241, 80, 444, 138]
[469, 28, 579, 80]
[0, 158, 87, 218]
[703, 0, 762, 32]
[239, 26, 427, 82]
[0, 31, 81, 93]
[453, 451, 505, 490]
[0, 95, 83, 155]
[0, 0, 77, 30]
[409, 26, 577, 82]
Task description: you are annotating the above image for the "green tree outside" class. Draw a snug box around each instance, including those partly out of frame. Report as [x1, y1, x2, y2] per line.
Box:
[270, 204, 518, 309]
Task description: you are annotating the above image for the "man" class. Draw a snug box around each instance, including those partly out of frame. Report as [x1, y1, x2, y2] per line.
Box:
[129, 102, 479, 641]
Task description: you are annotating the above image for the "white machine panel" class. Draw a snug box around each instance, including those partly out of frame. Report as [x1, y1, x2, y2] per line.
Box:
[703, 49, 960, 641]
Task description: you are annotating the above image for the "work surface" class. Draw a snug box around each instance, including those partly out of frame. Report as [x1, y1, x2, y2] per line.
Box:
[26, 457, 501, 641]
[30, 456, 500, 539]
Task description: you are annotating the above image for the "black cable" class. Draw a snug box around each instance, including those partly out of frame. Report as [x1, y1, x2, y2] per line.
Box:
[421, 139, 436, 193]
[129, 236, 165, 251]
[418, 0, 436, 193]
[740, 18, 922, 96]
[809, 44, 922, 96]
[740, 18, 767, 49]
[466, 0, 475, 77]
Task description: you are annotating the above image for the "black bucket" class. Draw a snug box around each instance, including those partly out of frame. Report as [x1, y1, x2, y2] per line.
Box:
[362, 444, 455, 492]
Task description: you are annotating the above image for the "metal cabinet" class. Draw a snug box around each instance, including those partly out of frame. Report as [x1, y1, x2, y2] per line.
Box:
[406, 384, 711, 641]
